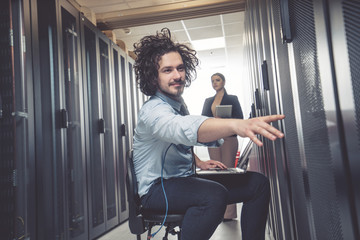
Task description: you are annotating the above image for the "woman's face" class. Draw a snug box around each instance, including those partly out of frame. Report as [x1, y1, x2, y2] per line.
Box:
[211, 75, 225, 92]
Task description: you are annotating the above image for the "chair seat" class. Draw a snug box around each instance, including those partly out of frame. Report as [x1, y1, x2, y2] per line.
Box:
[142, 212, 184, 223]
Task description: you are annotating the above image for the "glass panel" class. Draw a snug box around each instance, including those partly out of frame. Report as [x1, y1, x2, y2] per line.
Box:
[0, 2, 13, 238]
[84, 26, 104, 228]
[99, 39, 117, 220]
[120, 55, 130, 212]
[113, 50, 127, 214]
[128, 62, 137, 132]
[0, 11, 15, 236]
[61, 8, 85, 238]
[12, 1, 30, 239]
[121, 56, 130, 152]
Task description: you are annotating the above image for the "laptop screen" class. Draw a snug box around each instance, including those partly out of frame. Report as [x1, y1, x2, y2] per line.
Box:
[236, 138, 253, 169]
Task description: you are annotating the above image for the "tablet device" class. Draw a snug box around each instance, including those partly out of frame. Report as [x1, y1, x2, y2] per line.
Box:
[215, 105, 232, 118]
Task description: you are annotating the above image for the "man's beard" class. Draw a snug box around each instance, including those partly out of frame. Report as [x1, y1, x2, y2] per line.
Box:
[160, 84, 184, 100]
[173, 86, 184, 97]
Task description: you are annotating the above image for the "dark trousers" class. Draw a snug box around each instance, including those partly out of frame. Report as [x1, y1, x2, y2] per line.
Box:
[141, 171, 270, 240]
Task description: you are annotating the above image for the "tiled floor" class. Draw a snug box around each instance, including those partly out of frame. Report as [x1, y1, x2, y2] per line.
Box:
[96, 203, 274, 240]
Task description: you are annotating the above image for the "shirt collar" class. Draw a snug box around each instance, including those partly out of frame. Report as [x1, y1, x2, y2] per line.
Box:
[155, 91, 185, 113]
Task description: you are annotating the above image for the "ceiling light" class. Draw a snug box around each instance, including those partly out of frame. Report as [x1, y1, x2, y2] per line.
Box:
[191, 37, 225, 51]
[123, 28, 131, 35]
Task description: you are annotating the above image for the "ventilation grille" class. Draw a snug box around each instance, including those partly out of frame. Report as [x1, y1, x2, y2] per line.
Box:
[289, 0, 343, 239]
[269, 0, 313, 238]
[343, 0, 360, 151]
[0, 2, 15, 239]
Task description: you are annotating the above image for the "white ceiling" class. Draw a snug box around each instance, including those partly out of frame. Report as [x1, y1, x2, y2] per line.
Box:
[115, 13, 244, 69]
[72, 0, 250, 117]
[74, 0, 245, 70]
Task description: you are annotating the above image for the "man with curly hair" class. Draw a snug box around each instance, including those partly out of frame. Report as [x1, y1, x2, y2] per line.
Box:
[132, 28, 285, 240]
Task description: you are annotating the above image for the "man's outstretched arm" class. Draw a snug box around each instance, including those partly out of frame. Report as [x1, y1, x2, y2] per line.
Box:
[197, 115, 285, 146]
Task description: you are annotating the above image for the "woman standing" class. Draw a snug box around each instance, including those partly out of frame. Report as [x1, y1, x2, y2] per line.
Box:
[201, 73, 244, 221]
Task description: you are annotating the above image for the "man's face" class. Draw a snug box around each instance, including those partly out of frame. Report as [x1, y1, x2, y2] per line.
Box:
[157, 51, 186, 100]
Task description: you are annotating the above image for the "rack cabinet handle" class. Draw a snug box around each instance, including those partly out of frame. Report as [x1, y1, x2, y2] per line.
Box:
[60, 109, 68, 129]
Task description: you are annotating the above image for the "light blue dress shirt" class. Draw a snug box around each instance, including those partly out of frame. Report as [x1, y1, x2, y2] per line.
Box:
[133, 91, 221, 197]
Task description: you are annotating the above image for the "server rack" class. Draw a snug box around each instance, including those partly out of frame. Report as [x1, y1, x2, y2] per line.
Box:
[257, 1, 294, 239]
[56, 1, 88, 238]
[80, 15, 107, 239]
[35, 0, 138, 238]
[98, 28, 120, 232]
[127, 58, 138, 140]
[36, 0, 64, 238]
[110, 41, 130, 224]
[0, 0, 37, 239]
[244, 0, 360, 239]
[328, 0, 360, 237]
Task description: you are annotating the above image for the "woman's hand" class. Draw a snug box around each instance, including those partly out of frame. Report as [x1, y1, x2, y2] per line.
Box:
[196, 159, 227, 170]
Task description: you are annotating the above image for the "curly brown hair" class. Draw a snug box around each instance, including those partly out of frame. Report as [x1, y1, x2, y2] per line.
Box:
[133, 28, 199, 96]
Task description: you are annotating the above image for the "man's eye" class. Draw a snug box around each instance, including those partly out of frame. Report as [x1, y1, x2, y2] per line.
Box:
[177, 67, 185, 71]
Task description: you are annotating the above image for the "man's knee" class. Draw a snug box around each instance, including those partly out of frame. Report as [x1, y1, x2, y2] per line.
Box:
[253, 172, 270, 198]
[206, 182, 228, 209]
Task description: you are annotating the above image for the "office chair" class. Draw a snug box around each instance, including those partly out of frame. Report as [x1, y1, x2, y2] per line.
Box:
[126, 149, 184, 240]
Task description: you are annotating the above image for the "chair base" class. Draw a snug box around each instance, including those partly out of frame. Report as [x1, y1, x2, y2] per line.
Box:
[147, 222, 181, 240]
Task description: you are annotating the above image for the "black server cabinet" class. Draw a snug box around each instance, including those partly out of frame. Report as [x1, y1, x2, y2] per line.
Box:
[80, 16, 107, 238]
[110, 42, 130, 223]
[80, 16, 120, 237]
[126, 59, 137, 145]
[119, 55, 133, 155]
[246, 1, 290, 239]
[36, 0, 65, 238]
[97, 33, 120, 231]
[257, 0, 295, 239]
[265, 0, 298, 239]
[328, 0, 360, 238]
[244, 0, 262, 167]
[266, 1, 304, 239]
[285, 0, 351, 239]
[245, 0, 360, 239]
[56, 1, 88, 239]
[127, 58, 139, 141]
[0, 0, 37, 239]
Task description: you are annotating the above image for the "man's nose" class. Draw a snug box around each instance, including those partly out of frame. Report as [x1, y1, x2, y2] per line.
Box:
[173, 69, 182, 79]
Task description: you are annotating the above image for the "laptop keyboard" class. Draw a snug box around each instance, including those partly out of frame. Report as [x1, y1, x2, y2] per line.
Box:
[214, 167, 245, 173]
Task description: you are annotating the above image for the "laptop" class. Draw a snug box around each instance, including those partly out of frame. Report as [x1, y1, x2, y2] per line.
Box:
[215, 105, 232, 118]
[196, 138, 253, 175]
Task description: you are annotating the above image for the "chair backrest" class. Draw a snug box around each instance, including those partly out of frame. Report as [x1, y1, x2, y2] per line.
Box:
[126, 149, 146, 235]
